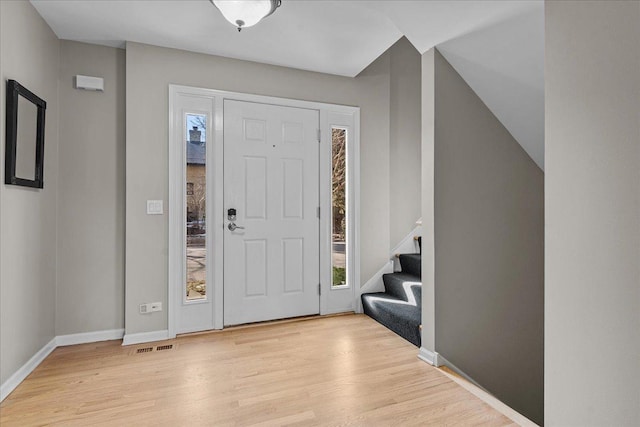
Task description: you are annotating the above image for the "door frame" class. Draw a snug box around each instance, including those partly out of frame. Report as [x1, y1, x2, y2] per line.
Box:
[168, 85, 360, 338]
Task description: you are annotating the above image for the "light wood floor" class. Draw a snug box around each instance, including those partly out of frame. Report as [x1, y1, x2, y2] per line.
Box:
[0, 314, 516, 426]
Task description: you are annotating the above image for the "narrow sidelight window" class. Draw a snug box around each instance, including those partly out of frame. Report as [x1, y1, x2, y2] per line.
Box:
[332, 128, 347, 287]
[185, 114, 207, 300]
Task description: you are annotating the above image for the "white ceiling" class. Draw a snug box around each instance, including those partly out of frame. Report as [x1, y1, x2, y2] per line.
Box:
[31, 0, 544, 168]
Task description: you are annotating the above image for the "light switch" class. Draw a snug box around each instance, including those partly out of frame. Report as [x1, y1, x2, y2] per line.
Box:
[147, 200, 163, 215]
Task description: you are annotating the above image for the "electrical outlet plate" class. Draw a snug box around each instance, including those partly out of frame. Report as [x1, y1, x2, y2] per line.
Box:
[146, 200, 163, 215]
[139, 302, 162, 314]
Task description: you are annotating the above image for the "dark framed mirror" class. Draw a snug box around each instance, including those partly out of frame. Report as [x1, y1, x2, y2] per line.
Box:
[5, 79, 46, 188]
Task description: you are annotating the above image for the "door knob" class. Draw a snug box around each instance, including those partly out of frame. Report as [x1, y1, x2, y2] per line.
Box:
[228, 222, 245, 231]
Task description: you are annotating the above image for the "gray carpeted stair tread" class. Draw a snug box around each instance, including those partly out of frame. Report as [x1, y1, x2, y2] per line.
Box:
[382, 272, 421, 301]
[361, 292, 421, 346]
[398, 253, 421, 278]
[382, 273, 419, 300]
[362, 239, 422, 347]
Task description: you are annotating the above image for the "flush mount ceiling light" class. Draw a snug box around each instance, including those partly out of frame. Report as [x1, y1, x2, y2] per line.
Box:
[210, 0, 282, 32]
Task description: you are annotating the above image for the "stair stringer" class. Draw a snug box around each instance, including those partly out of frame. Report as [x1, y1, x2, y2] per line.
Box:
[391, 223, 422, 271]
[356, 260, 393, 313]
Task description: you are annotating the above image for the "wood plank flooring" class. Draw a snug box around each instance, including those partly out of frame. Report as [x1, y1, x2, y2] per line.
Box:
[0, 314, 516, 426]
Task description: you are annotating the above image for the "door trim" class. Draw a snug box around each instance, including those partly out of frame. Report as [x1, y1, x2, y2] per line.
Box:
[168, 85, 360, 338]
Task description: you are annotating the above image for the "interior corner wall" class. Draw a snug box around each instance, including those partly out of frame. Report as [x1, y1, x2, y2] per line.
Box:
[431, 50, 544, 424]
[56, 41, 126, 335]
[545, 2, 640, 425]
[124, 41, 393, 335]
[389, 37, 422, 245]
[420, 49, 436, 352]
[0, 0, 59, 385]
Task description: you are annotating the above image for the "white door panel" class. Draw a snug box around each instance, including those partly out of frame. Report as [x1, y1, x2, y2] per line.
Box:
[224, 100, 320, 326]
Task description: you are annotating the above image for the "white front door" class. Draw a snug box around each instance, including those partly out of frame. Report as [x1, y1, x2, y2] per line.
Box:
[223, 100, 320, 326]
[170, 86, 360, 337]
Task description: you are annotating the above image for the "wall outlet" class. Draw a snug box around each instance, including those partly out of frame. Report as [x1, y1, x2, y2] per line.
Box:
[139, 302, 162, 314]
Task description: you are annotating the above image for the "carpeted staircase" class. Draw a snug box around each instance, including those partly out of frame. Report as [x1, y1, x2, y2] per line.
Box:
[361, 237, 422, 346]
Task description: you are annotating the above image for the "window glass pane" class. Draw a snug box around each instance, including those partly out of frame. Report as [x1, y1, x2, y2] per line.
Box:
[332, 128, 347, 287]
[186, 114, 207, 300]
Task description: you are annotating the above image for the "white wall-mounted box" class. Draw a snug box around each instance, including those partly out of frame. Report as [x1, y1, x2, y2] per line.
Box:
[75, 75, 104, 91]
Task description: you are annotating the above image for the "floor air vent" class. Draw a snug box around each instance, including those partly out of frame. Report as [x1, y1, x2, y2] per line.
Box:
[156, 344, 173, 351]
[136, 347, 154, 354]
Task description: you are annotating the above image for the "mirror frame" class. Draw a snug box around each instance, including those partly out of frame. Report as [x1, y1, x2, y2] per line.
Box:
[5, 79, 47, 188]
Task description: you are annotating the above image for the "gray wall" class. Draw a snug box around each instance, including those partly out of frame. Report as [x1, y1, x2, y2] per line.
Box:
[1, 4, 126, 386]
[125, 40, 420, 334]
[56, 41, 126, 335]
[0, 0, 60, 384]
[389, 37, 422, 244]
[431, 50, 544, 424]
[545, 1, 640, 425]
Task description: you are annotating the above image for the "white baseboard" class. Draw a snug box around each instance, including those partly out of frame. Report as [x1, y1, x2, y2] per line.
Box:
[417, 346, 440, 366]
[1, 328, 130, 402]
[56, 328, 125, 347]
[356, 260, 394, 313]
[122, 330, 170, 346]
[436, 354, 538, 427]
[436, 354, 487, 391]
[1, 337, 57, 402]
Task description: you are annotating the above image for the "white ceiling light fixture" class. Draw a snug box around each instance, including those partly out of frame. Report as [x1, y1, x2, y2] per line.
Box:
[210, 0, 281, 32]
